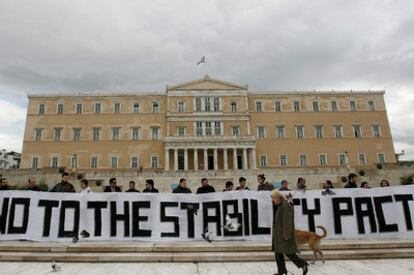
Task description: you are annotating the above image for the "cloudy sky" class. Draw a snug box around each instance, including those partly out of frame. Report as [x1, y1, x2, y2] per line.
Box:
[0, 0, 413, 160]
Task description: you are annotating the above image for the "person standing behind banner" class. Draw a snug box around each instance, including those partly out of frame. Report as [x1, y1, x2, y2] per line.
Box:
[344, 173, 358, 188]
[143, 179, 159, 193]
[257, 174, 274, 191]
[50, 173, 75, 192]
[379, 179, 390, 187]
[80, 179, 92, 194]
[279, 179, 292, 191]
[236, 177, 250, 191]
[0, 178, 10, 190]
[27, 177, 40, 191]
[223, 181, 234, 191]
[104, 178, 122, 192]
[196, 178, 215, 194]
[173, 178, 192, 193]
[271, 190, 309, 275]
[296, 177, 307, 190]
[126, 181, 140, 192]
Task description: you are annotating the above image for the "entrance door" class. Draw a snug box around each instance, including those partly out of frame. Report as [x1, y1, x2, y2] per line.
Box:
[208, 156, 214, 170]
[237, 155, 243, 169]
[178, 155, 184, 170]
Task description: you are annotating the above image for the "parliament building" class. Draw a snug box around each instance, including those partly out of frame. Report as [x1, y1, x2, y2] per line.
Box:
[20, 75, 397, 172]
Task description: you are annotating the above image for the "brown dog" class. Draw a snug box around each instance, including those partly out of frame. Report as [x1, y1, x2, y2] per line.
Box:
[295, 225, 327, 264]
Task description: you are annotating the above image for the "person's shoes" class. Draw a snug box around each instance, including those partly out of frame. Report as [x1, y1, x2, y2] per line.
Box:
[273, 273, 287, 275]
[302, 264, 309, 275]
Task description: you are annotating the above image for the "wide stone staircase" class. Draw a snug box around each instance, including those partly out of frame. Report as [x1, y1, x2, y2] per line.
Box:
[0, 239, 413, 262]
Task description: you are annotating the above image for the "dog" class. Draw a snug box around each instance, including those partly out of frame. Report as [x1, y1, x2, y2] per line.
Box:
[295, 225, 327, 264]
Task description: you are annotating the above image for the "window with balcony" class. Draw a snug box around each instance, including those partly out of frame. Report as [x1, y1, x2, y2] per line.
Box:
[231, 100, 237, 112]
[73, 128, 81, 141]
[294, 101, 301, 112]
[257, 126, 266, 139]
[133, 103, 140, 113]
[275, 101, 281, 112]
[34, 128, 43, 141]
[372, 124, 381, 137]
[276, 126, 285, 139]
[334, 125, 343, 138]
[112, 127, 120, 141]
[312, 101, 320, 112]
[315, 125, 324, 139]
[57, 103, 64, 115]
[152, 101, 159, 112]
[299, 154, 307, 166]
[54, 128, 63, 141]
[350, 100, 357, 112]
[151, 127, 160, 140]
[296, 125, 304, 139]
[232, 126, 240, 136]
[353, 124, 362, 138]
[38, 104, 45, 115]
[114, 103, 121, 114]
[92, 127, 100, 141]
[76, 104, 83, 114]
[131, 127, 140, 140]
[178, 101, 185, 112]
[280, 154, 288, 166]
[331, 101, 338, 112]
[255, 101, 262, 112]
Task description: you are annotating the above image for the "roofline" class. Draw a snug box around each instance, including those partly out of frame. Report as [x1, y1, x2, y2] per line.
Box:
[166, 75, 248, 91]
[27, 91, 166, 98]
[248, 90, 386, 96]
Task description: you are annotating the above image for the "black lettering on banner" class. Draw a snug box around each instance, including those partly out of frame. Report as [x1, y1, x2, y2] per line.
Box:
[38, 200, 59, 237]
[110, 201, 130, 237]
[292, 198, 301, 206]
[0, 198, 9, 234]
[203, 201, 222, 236]
[160, 202, 179, 237]
[242, 199, 250, 236]
[132, 201, 151, 237]
[7, 198, 30, 234]
[222, 200, 242, 236]
[87, 201, 108, 237]
[332, 197, 353, 234]
[180, 202, 199, 238]
[301, 198, 321, 232]
[394, 194, 413, 231]
[374, 196, 398, 233]
[354, 197, 377, 234]
[250, 199, 271, 235]
[58, 201, 80, 238]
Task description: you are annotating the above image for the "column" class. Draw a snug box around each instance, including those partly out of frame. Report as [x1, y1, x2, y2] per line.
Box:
[233, 148, 238, 170]
[250, 148, 257, 169]
[213, 148, 218, 170]
[204, 148, 208, 171]
[193, 149, 198, 171]
[184, 148, 188, 171]
[174, 148, 178, 171]
[165, 149, 170, 171]
[243, 148, 248, 170]
[223, 148, 228, 170]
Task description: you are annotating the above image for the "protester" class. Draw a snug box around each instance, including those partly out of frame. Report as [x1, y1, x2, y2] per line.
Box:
[344, 173, 358, 188]
[296, 177, 307, 190]
[279, 180, 292, 191]
[50, 173, 75, 192]
[360, 181, 370, 189]
[271, 190, 309, 275]
[173, 178, 192, 193]
[323, 180, 334, 189]
[379, 179, 390, 187]
[223, 181, 234, 191]
[196, 178, 215, 194]
[0, 178, 10, 190]
[27, 177, 40, 191]
[104, 178, 122, 192]
[125, 181, 140, 192]
[236, 177, 250, 191]
[257, 174, 274, 191]
[409, 178, 414, 185]
[80, 179, 92, 194]
[143, 179, 159, 193]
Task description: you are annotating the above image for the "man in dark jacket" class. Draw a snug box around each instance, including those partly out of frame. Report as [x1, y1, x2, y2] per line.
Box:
[143, 179, 159, 193]
[236, 177, 250, 191]
[257, 174, 274, 191]
[50, 173, 75, 192]
[173, 178, 192, 193]
[125, 181, 140, 192]
[0, 178, 10, 190]
[196, 178, 215, 194]
[279, 180, 292, 191]
[27, 178, 40, 191]
[104, 178, 122, 192]
[271, 190, 308, 275]
[344, 173, 358, 188]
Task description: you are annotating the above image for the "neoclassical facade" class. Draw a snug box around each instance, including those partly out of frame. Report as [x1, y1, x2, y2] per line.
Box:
[21, 75, 397, 171]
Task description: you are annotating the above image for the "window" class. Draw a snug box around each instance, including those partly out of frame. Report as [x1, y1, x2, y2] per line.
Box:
[372, 124, 381, 137]
[276, 126, 285, 139]
[114, 103, 121, 114]
[331, 101, 338, 112]
[368, 100, 376, 111]
[350, 100, 357, 112]
[57, 103, 64, 115]
[38, 104, 45, 115]
[76, 104, 83, 114]
[178, 101, 185, 112]
[205, 122, 212, 136]
[71, 156, 78, 169]
[280, 154, 288, 167]
[214, 121, 221, 135]
[296, 125, 304, 139]
[205, 97, 211, 112]
[299, 154, 307, 166]
[112, 127, 120, 141]
[51, 157, 59, 168]
[195, 97, 202, 112]
[151, 127, 160, 140]
[196, 122, 203, 136]
[34, 128, 43, 141]
[339, 153, 347, 165]
[32, 157, 39, 169]
[151, 156, 159, 168]
[213, 97, 220, 112]
[275, 101, 281, 112]
[378, 153, 386, 164]
[73, 128, 81, 141]
[294, 101, 301, 112]
[257, 126, 266, 139]
[54, 128, 63, 141]
[358, 153, 366, 165]
[260, 155, 268, 167]
[353, 125, 362, 138]
[255, 101, 262, 112]
[131, 127, 140, 140]
[152, 101, 159, 112]
[231, 100, 237, 112]
[92, 127, 100, 141]
[111, 157, 118, 168]
[312, 101, 320, 112]
[131, 156, 138, 168]
[315, 125, 324, 139]
[334, 125, 343, 138]
[232, 126, 240, 136]
[95, 103, 101, 114]
[177, 127, 185, 137]
[90, 156, 98, 168]
[319, 154, 327, 166]
[133, 103, 140, 113]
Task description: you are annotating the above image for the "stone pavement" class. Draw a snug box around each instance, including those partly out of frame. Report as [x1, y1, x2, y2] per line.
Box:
[0, 259, 414, 275]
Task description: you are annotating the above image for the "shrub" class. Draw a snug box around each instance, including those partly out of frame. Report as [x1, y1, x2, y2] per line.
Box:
[400, 174, 414, 185]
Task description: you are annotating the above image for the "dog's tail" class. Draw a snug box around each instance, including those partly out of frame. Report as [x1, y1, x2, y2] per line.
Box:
[316, 225, 327, 239]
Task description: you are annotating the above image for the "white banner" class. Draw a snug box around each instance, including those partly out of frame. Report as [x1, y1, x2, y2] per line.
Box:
[0, 185, 413, 242]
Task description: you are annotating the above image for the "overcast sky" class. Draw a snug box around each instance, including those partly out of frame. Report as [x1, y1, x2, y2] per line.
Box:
[0, 0, 413, 160]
